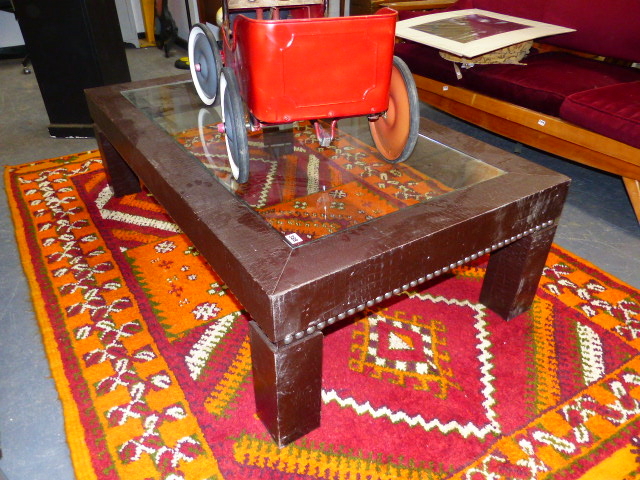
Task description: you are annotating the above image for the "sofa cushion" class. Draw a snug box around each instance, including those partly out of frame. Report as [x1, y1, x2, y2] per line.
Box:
[461, 52, 640, 116]
[541, 0, 640, 63]
[394, 43, 640, 117]
[394, 41, 463, 85]
[468, 0, 546, 21]
[399, 0, 640, 63]
[559, 81, 640, 149]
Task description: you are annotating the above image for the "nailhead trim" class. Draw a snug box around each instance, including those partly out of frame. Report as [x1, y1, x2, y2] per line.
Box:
[283, 220, 555, 344]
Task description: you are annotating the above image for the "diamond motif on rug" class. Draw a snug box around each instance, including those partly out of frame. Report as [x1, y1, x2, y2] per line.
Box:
[350, 311, 445, 391]
[325, 291, 500, 440]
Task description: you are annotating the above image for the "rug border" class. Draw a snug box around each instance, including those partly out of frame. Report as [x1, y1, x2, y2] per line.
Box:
[4, 157, 99, 480]
[549, 242, 639, 292]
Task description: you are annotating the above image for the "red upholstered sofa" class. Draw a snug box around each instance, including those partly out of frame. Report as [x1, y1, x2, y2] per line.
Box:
[393, 0, 640, 221]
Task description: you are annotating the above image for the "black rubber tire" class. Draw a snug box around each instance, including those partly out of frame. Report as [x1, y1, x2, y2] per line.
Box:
[188, 23, 222, 105]
[369, 56, 420, 163]
[220, 68, 250, 183]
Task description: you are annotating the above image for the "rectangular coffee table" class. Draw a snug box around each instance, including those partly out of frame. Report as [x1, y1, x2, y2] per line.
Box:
[86, 75, 569, 446]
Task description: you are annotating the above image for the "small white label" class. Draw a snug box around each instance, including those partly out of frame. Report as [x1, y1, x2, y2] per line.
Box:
[538, 119, 546, 126]
[443, 85, 449, 91]
[285, 233, 304, 245]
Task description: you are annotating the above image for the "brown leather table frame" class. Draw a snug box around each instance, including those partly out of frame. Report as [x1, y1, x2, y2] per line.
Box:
[86, 75, 569, 446]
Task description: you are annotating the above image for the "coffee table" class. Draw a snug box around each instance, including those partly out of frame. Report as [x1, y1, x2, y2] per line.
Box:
[85, 75, 569, 446]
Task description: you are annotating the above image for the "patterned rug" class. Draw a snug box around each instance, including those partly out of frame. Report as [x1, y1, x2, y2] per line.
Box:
[5, 150, 640, 480]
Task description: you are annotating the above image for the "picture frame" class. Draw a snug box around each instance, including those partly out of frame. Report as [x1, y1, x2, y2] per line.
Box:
[395, 9, 575, 58]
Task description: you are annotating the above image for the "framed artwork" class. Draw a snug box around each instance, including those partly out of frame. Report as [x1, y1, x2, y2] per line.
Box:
[395, 9, 575, 57]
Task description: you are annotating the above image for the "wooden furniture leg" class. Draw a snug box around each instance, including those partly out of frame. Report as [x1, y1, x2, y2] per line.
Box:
[623, 177, 640, 223]
[249, 321, 323, 446]
[95, 126, 141, 197]
[479, 225, 557, 320]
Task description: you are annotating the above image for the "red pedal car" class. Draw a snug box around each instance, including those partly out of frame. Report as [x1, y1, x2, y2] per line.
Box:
[188, 0, 419, 183]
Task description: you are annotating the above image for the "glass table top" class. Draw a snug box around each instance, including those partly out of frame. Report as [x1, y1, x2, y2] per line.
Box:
[123, 80, 504, 246]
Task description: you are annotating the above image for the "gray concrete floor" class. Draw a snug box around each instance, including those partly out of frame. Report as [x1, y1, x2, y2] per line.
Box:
[0, 45, 639, 480]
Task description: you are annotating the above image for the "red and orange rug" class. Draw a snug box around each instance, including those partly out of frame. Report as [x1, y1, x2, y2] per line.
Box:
[5, 150, 640, 480]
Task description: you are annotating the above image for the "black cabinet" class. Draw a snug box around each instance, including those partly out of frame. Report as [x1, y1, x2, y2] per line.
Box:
[13, 0, 131, 137]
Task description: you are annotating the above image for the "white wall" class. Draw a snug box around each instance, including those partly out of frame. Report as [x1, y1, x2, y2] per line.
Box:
[172, 0, 200, 40]
[115, 0, 140, 46]
[0, 10, 24, 48]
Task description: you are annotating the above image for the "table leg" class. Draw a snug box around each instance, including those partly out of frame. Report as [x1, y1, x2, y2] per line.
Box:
[95, 126, 141, 197]
[479, 225, 556, 320]
[248, 321, 323, 447]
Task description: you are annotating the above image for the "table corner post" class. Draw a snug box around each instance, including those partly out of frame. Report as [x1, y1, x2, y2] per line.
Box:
[94, 125, 142, 197]
[479, 224, 557, 320]
[248, 321, 323, 447]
